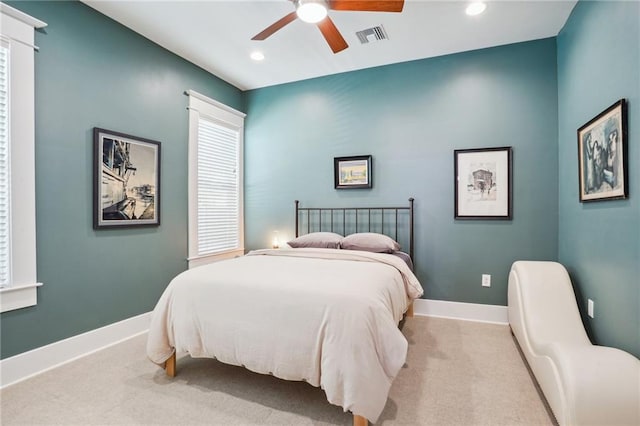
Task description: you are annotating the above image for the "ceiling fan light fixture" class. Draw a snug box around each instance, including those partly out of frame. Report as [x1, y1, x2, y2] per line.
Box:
[296, 0, 328, 23]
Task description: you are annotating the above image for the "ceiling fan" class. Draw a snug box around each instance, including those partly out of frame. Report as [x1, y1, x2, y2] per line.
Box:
[251, 0, 405, 54]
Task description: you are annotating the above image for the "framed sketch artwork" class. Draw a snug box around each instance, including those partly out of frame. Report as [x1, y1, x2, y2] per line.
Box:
[93, 128, 161, 229]
[577, 99, 627, 202]
[334, 155, 372, 189]
[454, 147, 512, 220]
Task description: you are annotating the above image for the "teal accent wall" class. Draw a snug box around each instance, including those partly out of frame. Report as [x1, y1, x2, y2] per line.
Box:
[0, 1, 244, 359]
[244, 39, 559, 307]
[8, 1, 634, 363]
[557, 1, 639, 357]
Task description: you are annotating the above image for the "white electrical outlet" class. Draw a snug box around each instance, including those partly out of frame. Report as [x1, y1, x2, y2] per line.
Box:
[482, 274, 491, 287]
[588, 299, 594, 318]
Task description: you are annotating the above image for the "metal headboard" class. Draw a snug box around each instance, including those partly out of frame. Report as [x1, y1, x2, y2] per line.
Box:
[295, 198, 415, 260]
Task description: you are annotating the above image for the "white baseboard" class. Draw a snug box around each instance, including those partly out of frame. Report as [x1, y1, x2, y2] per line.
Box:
[0, 300, 507, 389]
[414, 298, 508, 325]
[0, 312, 152, 389]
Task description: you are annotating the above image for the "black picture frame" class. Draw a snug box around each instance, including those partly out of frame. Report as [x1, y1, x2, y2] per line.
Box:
[454, 147, 512, 220]
[93, 128, 161, 229]
[334, 155, 372, 189]
[577, 99, 628, 202]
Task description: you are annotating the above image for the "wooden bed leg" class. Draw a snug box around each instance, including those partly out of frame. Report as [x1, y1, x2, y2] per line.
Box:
[164, 352, 176, 377]
[353, 414, 368, 426]
[406, 301, 414, 317]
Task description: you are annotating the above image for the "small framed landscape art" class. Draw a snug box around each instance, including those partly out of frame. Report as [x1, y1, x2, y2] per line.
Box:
[93, 128, 161, 229]
[454, 147, 512, 220]
[334, 155, 372, 189]
[577, 99, 627, 202]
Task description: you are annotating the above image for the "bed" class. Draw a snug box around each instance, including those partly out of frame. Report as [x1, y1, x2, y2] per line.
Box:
[146, 199, 423, 425]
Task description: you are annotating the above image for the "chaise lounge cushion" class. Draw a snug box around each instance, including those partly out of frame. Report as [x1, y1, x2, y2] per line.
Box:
[508, 261, 640, 426]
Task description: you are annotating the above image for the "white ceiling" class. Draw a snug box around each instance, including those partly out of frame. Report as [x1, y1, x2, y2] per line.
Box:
[83, 0, 577, 91]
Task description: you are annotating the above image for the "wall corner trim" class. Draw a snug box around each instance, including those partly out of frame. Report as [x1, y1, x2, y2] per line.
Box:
[413, 298, 509, 324]
[0, 312, 152, 389]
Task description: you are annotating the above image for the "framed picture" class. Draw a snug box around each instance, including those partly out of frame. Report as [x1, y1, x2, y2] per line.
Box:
[334, 155, 372, 189]
[93, 128, 161, 229]
[577, 99, 627, 202]
[454, 147, 512, 220]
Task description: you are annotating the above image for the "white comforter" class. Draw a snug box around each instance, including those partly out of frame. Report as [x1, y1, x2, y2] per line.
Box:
[147, 248, 424, 422]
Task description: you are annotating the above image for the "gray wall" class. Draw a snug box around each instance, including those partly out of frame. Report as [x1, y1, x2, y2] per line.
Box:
[244, 38, 559, 307]
[0, 1, 244, 359]
[557, 0, 639, 357]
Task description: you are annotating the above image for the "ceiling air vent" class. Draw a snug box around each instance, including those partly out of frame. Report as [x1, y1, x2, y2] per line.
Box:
[356, 25, 388, 44]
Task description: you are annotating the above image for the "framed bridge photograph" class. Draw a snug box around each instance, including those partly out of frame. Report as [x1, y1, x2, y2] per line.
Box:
[93, 128, 161, 229]
[454, 147, 512, 220]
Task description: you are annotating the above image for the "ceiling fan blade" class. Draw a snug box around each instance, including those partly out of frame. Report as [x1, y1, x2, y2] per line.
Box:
[329, 0, 404, 12]
[317, 16, 348, 53]
[251, 11, 298, 40]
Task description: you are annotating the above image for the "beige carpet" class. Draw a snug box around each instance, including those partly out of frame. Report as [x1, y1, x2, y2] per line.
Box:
[0, 316, 555, 425]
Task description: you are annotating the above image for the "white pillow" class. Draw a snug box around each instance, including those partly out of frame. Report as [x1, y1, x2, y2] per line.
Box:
[340, 232, 400, 253]
[287, 232, 343, 249]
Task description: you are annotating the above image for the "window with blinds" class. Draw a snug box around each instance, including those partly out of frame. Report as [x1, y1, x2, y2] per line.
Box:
[196, 118, 240, 255]
[187, 90, 245, 267]
[0, 41, 10, 288]
[0, 4, 45, 312]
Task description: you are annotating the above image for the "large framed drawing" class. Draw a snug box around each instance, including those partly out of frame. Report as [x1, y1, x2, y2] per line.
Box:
[334, 155, 372, 189]
[577, 99, 627, 202]
[93, 128, 161, 229]
[454, 147, 512, 220]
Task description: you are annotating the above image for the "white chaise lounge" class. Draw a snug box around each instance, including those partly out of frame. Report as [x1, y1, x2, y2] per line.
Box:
[508, 261, 640, 426]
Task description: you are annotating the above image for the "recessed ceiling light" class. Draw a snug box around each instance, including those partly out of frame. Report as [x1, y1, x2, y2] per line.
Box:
[250, 51, 265, 61]
[466, 2, 487, 16]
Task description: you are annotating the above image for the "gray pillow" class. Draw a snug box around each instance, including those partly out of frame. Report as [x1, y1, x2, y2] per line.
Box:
[287, 232, 343, 249]
[340, 232, 400, 253]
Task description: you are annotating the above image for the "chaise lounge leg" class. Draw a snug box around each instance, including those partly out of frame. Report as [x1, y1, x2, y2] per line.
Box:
[164, 352, 176, 377]
[353, 414, 368, 426]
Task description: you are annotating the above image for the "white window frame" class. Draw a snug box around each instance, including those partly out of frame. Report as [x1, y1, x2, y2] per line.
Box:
[186, 90, 245, 269]
[0, 4, 46, 313]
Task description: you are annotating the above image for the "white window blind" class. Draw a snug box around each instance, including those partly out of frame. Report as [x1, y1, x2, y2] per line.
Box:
[0, 41, 10, 287]
[196, 118, 240, 255]
[187, 90, 245, 267]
